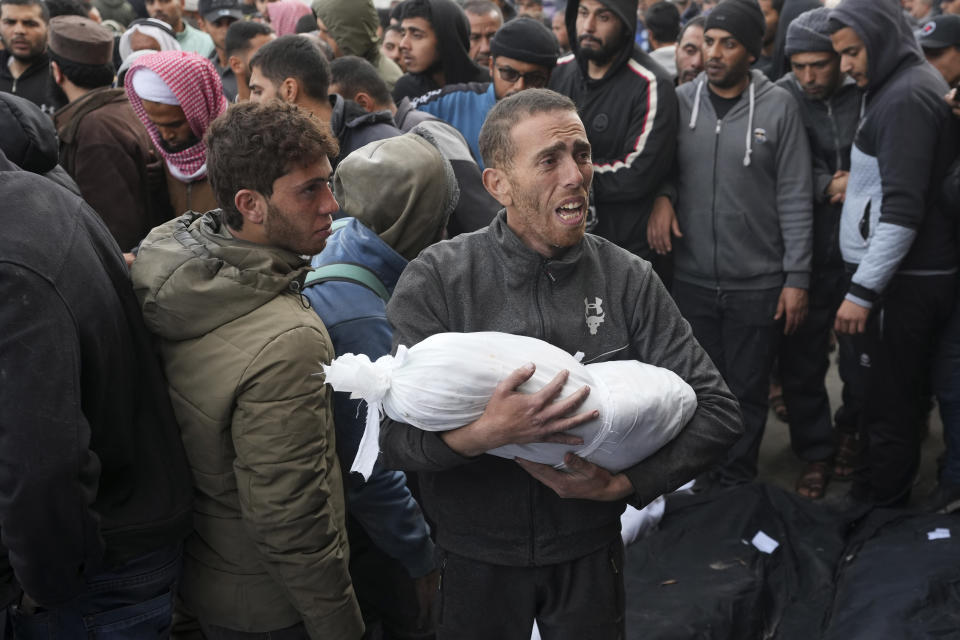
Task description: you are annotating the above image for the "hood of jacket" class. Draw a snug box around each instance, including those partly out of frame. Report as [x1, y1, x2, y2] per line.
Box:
[565, 0, 638, 83]
[131, 210, 311, 341]
[423, 0, 488, 85]
[684, 68, 777, 167]
[829, 0, 924, 94]
[311, 217, 408, 293]
[0, 91, 59, 175]
[312, 0, 381, 62]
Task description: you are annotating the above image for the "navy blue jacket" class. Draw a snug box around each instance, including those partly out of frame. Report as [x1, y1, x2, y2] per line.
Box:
[304, 219, 435, 578]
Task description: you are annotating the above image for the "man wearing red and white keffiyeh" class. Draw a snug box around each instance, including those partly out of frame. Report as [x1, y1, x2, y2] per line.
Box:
[126, 50, 226, 181]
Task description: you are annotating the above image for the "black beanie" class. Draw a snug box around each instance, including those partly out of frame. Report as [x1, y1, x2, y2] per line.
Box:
[489, 16, 560, 68]
[705, 0, 766, 60]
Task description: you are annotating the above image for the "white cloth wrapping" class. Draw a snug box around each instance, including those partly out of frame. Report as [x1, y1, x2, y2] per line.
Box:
[323, 332, 698, 481]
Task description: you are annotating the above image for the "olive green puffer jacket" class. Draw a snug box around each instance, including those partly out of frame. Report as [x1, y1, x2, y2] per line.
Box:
[131, 210, 362, 639]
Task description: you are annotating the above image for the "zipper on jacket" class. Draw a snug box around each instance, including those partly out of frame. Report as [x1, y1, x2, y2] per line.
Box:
[712, 119, 722, 290]
[827, 101, 842, 172]
[534, 260, 551, 339]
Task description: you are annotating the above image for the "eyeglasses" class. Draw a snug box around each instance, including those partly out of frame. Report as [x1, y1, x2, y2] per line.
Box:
[496, 65, 549, 88]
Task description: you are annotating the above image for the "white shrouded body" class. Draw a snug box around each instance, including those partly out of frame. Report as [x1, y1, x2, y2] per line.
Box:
[323, 332, 698, 480]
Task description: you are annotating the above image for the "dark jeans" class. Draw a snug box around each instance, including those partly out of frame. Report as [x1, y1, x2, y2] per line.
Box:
[348, 515, 433, 640]
[200, 621, 309, 639]
[673, 281, 781, 483]
[850, 274, 955, 505]
[435, 541, 624, 640]
[778, 268, 855, 462]
[6, 545, 181, 639]
[934, 278, 960, 487]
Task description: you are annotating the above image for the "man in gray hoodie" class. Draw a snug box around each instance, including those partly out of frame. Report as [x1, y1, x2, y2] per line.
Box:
[649, 0, 814, 487]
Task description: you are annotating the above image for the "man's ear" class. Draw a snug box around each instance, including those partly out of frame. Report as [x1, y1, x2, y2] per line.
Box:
[353, 91, 375, 112]
[481, 166, 513, 207]
[49, 60, 64, 86]
[234, 189, 267, 226]
[228, 55, 243, 76]
[280, 77, 299, 103]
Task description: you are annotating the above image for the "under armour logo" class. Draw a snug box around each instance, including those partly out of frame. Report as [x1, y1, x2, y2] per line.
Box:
[585, 297, 605, 335]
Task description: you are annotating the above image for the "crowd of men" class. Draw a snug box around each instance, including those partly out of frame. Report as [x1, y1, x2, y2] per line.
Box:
[2, 0, 959, 638]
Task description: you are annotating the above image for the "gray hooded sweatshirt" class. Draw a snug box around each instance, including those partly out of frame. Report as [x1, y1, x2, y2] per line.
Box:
[674, 69, 814, 291]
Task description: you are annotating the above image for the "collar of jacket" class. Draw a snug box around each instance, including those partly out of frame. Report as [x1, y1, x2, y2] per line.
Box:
[0, 49, 49, 81]
[489, 210, 586, 288]
[54, 87, 126, 145]
[133, 209, 311, 341]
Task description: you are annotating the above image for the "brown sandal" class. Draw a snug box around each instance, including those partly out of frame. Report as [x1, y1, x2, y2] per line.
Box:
[796, 461, 830, 499]
[769, 393, 788, 423]
[833, 432, 861, 480]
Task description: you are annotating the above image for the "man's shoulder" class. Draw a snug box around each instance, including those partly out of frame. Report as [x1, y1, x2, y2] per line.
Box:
[412, 82, 492, 109]
[221, 293, 332, 363]
[417, 226, 491, 265]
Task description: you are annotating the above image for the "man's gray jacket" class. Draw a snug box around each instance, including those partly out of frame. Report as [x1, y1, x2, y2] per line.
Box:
[380, 213, 742, 566]
[674, 69, 814, 291]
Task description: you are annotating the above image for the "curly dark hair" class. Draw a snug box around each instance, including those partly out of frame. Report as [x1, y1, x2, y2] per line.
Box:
[204, 101, 339, 230]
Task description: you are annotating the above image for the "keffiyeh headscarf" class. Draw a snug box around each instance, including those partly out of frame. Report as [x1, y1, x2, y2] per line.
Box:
[118, 18, 181, 61]
[124, 51, 228, 182]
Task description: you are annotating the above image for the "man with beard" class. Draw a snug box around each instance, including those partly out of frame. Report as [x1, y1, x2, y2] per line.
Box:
[0, 0, 58, 113]
[379, 88, 741, 640]
[648, 0, 813, 488]
[125, 50, 226, 216]
[675, 15, 705, 85]
[549, 0, 678, 263]
[223, 19, 273, 102]
[50, 15, 173, 251]
[130, 99, 363, 639]
[392, 0, 491, 102]
[412, 16, 559, 168]
[774, 7, 863, 499]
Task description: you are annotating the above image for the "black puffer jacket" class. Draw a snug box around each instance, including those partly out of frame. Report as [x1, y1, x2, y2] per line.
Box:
[0, 149, 193, 607]
[0, 91, 79, 194]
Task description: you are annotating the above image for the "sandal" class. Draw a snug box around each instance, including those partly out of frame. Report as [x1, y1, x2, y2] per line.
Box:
[769, 393, 788, 423]
[833, 432, 861, 480]
[796, 460, 830, 499]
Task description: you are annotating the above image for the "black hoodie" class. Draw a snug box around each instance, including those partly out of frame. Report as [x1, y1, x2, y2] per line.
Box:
[391, 0, 491, 102]
[549, 0, 679, 259]
[830, 0, 957, 306]
[0, 50, 61, 115]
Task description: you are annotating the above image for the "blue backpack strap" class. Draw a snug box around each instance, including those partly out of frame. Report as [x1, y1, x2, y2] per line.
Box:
[304, 262, 391, 303]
